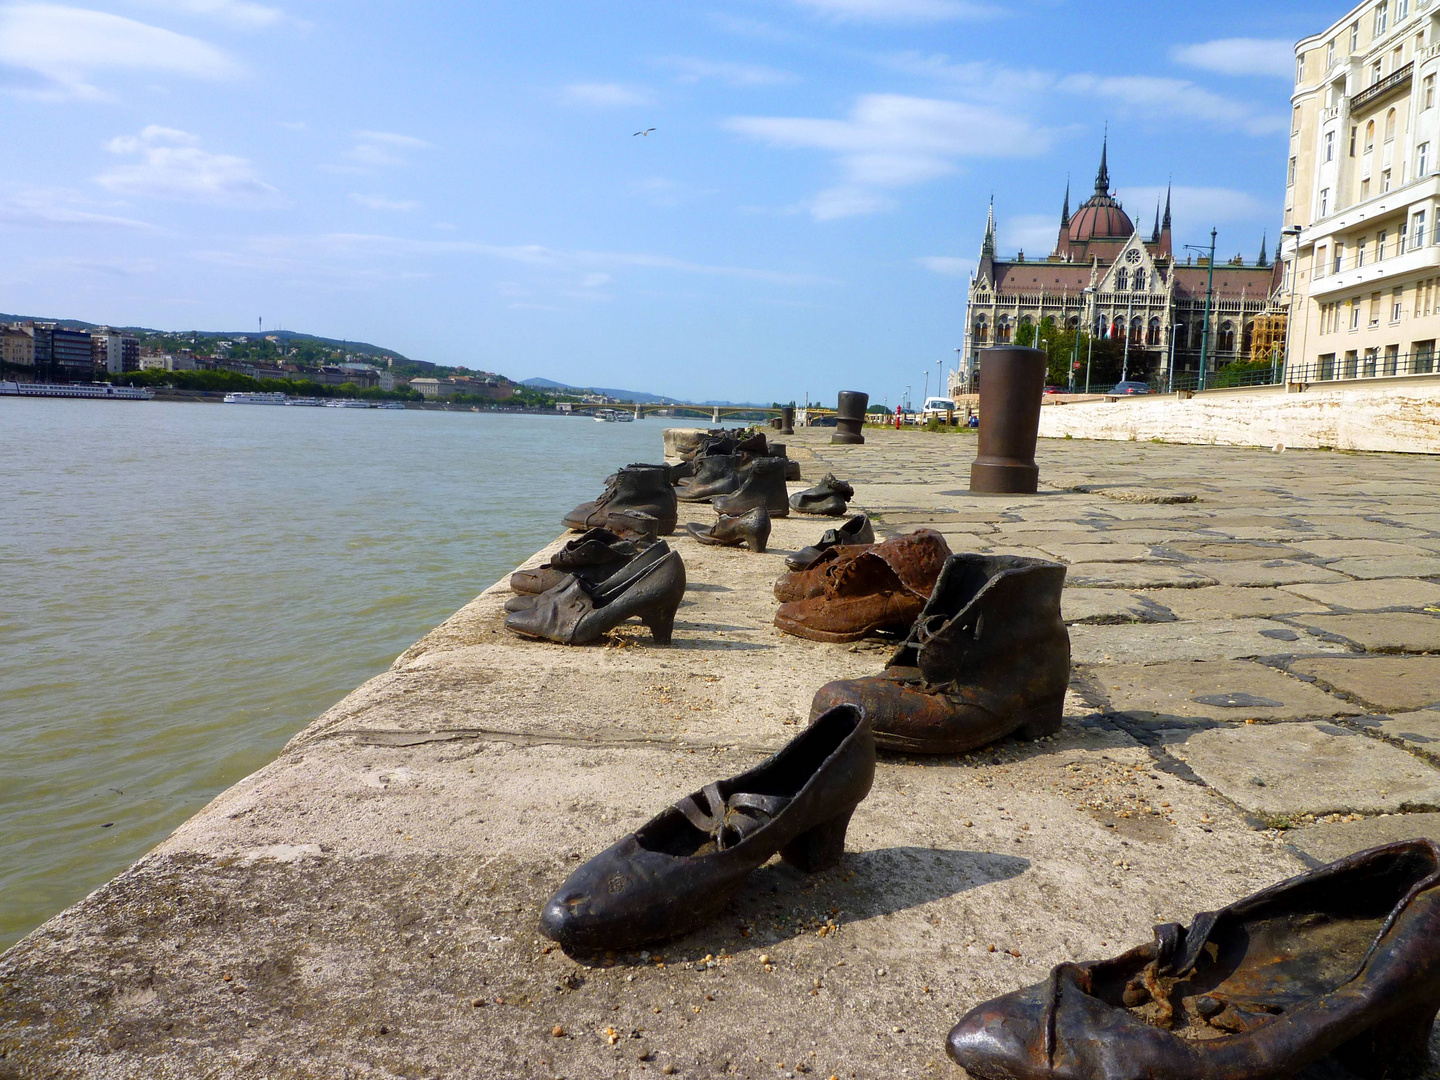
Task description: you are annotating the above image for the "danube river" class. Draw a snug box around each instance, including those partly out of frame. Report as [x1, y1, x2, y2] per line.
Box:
[0, 399, 671, 950]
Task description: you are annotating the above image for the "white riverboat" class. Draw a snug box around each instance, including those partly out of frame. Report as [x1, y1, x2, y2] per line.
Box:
[288, 397, 325, 407]
[324, 399, 371, 408]
[223, 392, 290, 405]
[0, 380, 153, 401]
[378, 401, 406, 410]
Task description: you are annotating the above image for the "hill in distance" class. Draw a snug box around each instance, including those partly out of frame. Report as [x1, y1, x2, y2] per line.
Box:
[522, 377, 768, 408]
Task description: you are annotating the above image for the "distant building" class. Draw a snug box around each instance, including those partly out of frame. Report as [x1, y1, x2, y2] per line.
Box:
[138, 353, 197, 372]
[410, 377, 458, 399]
[51, 327, 96, 382]
[2, 325, 35, 369]
[92, 327, 141, 375]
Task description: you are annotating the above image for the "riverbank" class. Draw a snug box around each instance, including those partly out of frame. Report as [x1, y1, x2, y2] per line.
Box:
[6, 429, 1440, 1077]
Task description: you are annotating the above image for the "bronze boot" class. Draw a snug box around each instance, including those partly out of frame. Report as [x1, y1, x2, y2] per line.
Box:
[564, 464, 678, 536]
[676, 454, 745, 502]
[712, 456, 790, 518]
[686, 506, 771, 552]
[810, 554, 1069, 754]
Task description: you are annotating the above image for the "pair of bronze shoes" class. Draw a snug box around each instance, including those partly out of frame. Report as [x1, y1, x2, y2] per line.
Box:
[789, 473, 853, 516]
[504, 540, 686, 646]
[686, 506, 771, 552]
[773, 529, 952, 642]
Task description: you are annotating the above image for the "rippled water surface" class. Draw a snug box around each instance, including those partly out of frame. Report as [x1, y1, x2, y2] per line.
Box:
[0, 400, 668, 949]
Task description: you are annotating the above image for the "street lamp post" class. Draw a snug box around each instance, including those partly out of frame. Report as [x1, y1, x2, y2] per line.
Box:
[1168, 323, 1181, 393]
[954, 347, 963, 396]
[1082, 286, 1096, 394]
[923, 370, 930, 403]
[1184, 229, 1219, 392]
[1282, 225, 1303, 385]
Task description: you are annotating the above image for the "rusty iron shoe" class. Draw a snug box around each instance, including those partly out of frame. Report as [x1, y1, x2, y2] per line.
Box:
[538, 704, 875, 952]
[712, 456, 790, 518]
[810, 554, 1069, 754]
[564, 464, 678, 536]
[786, 515, 876, 572]
[948, 840, 1440, 1080]
[775, 544, 872, 603]
[789, 473, 855, 517]
[505, 542, 671, 613]
[510, 528, 640, 595]
[504, 547, 685, 645]
[775, 529, 949, 606]
[686, 506, 771, 552]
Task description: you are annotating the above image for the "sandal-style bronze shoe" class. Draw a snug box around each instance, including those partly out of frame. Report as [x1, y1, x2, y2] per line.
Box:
[949, 840, 1440, 1080]
[539, 705, 875, 952]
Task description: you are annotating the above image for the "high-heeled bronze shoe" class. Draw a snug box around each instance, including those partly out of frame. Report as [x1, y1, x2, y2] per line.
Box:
[510, 528, 641, 595]
[948, 840, 1440, 1080]
[539, 704, 875, 952]
[505, 542, 671, 613]
[504, 547, 685, 645]
[686, 506, 771, 552]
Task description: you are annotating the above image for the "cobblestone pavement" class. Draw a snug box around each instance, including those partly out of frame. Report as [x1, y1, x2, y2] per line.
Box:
[4, 428, 1440, 1080]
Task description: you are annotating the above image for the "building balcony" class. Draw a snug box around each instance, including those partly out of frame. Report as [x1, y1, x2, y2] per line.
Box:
[1351, 61, 1414, 112]
[1310, 241, 1440, 298]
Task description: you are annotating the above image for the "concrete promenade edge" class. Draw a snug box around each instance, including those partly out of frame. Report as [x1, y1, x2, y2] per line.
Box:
[7, 428, 1440, 1079]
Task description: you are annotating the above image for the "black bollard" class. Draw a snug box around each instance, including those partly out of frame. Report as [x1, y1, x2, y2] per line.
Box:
[780, 405, 795, 435]
[832, 390, 868, 445]
[970, 347, 1046, 494]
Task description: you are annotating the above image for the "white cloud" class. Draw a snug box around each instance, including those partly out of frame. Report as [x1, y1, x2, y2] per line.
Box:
[1116, 185, 1267, 225]
[560, 83, 651, 108]
[1173, 38, 1294, 80]
[727, 93, 1051, 219]
[998, 213, 1062, 256]
[0, 4, 240, 100]
[129, 0, 283, 28]
[916, 255, 972, 276]
[0, 187, 154, 229]
[1057, 74, 1285, 137]
[659, 56, 797, 86]
[97, 126, 281, 207]
[345, 130, 433, 168]
[784, 0, 998, 23]
[350, 193, 421, 212]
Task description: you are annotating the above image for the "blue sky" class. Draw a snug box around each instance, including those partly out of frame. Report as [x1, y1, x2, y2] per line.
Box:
[0, 0, 1323, 403]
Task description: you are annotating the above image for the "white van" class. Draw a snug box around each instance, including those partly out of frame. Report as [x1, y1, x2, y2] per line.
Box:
[919, 396, 957, 422]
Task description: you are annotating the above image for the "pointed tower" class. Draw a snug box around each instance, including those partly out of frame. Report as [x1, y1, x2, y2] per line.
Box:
[1257, 231, 1269, 267]
[1151, 199, 1161, 245]
[1095, 131, 1110, 196]
[977, 197, 996, 285]
[1054, 179, 1072, 258]
[1157, 182, 1174, 258]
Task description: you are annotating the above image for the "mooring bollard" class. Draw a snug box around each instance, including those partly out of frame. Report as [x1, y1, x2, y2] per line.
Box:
[780, 405, 795, 435]
[832, 390, 868, 445]
[970, 346, 1047, 494]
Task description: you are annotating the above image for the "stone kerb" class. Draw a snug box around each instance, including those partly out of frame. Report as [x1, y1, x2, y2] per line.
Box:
[1037, 381, 1440, 454]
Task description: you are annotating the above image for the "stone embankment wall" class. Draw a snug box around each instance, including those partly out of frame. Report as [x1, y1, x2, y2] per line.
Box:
[1038, 379, 1440, 454]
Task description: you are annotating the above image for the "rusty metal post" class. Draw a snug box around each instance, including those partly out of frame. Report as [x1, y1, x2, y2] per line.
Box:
[780, 405, 795, 435]
[970, 347, 1046, 494]
[832, 390, 868, 445]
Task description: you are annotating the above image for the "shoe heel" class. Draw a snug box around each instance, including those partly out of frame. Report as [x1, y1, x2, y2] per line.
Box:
[1013, 695, 1064, 742]
[641, 602, 678, 646]
[781, 809, 854, 873]
[1335, 1003, 1438, 1079]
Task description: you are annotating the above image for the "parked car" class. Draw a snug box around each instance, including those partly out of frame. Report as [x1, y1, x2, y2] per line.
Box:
[1109, 381, 1151, 395]
[1043, 385, 1063, 396]
[919, 396, 957, 422]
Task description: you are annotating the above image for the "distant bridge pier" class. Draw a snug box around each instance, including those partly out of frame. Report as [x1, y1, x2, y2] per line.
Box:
[634, 404, 644, 420]
[712, 407, 721, 423]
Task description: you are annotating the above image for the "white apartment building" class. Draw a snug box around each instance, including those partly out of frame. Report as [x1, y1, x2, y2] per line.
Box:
[1287, 0, 1440, 382]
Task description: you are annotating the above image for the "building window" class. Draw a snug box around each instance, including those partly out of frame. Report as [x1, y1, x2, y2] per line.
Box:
[1298, 53, 1307, 81]
[1400, 0, 1410, 20]
[1218, 322, 1235, 352]
[1317, 245, 1329, 276]
[1377, 2, 1389, 36]
[1328, 40, 1336, 66]
[1351, 301, 1361, 329]
[1366, 120, 1376, 151]
[974, 316, 988, 344]
[1321, 189, 1331, 217]
[1379, 230, 1388, 259]
[1401, 221, 1410, 251]
[1115, 268, 1128, 292]
[1362, 178, 1372, 200]
[1359, 238, 1368, 266]
[1383, 169, 1393, 193]
[1371, 292, 1383, 326]
[1351, 22, 1360, 51]
[1334, 242, 1344, 272]
[1344, 350, 1359, 378]
[1386, 108, 1398, 142]
[1417, 340, 1436, 373]
[1350, 127, 1358, 155]
[1325, 131, 1335, 161]
[1147, 317, 1161, 346]
[1394, 287, 1406, 321]
[1133, 269, 1146, 292]
[1427, 75, 1437, 109]
[1415, 209, 1428, 247]
[1422, 143, 1433, 177]
[1373, 60, 1385, 85]
[1289, 156, 1298, 185]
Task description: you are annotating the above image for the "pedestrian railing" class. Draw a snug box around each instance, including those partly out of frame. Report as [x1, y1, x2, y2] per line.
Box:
[1288, 350, 1438, 383]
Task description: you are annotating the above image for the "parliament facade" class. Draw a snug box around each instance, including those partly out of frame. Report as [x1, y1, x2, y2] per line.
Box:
[954, 143, 1284, 395]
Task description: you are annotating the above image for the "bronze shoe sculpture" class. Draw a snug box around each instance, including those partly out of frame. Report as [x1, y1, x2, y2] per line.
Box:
[676, 454, 745, 502]
[948, 840, 1440, 1080]
[686, 506, 771, 552]
[505, 547, 685, 645]
[539, 704, 875, 952]
[713, 456, 790, 518]
[789, 473, 854, 516]
[775, 544, 873, 603]
[505, 542, 670, 613]
[776, 529, 948, 605]
[564, 464, 678, 536]
[510, 528, 641, 595]
[786, 514, 876, 571]
[810, 554, 1069, 754]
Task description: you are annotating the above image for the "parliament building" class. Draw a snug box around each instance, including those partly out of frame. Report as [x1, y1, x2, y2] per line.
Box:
[953, 142, 1284, 394]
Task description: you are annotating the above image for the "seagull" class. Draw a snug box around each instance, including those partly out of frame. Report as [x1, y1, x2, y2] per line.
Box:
[634, 128, 656, 137]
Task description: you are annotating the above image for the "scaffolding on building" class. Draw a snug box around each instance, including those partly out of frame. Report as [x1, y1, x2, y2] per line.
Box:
[1251, 313, 1288, 365]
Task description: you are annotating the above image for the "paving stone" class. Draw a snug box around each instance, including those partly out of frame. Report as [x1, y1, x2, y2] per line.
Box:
[1034, 543, 1160, 564]
[1291, 656, 1440, 711]
[1293, 517, 1427, 540]
[1190, 560, 1353, 587]
[1144, 586, 1330, 621]
[1286, 812, 1440, 865]
[1283, 613, 1440, 653]
[1281, 578, 1440, 611]
[1322, 556, 1440, 581]
[1158, 541, 1305, 561]
[1061, 589, 1170, 625]
[1292, 539, 1428, 559]
[1173, 722, 1440, 818]
[1066, 563, 1217, 589]
[1352, 710, 1440, 755]
[1072, 618, 1352, 666]
[1082, 659, 1359, 724]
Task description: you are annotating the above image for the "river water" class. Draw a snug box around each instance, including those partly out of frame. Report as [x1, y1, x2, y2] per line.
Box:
[0, 399, 669, 950]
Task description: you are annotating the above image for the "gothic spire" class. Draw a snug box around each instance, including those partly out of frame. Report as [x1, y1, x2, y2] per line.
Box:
[981, 197, 996, 259]
[1152, 199, 1161, 244]
[1162, 181, 1172, 230]
[1060, 178, 1071, 228]
[1258, 231, 1269, 267]
[1095, 128, 1110, 195]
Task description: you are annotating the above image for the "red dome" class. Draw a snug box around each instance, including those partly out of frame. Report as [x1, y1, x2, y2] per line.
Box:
[1068, 195, 1133, 243]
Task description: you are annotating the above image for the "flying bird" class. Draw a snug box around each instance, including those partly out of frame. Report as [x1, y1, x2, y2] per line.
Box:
[634, 128, 656, 137]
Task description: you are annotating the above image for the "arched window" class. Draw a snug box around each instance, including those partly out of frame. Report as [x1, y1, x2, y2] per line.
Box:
[997, 316, 1012, 343]
[1067, 315, 1079, 331]
[1132, 269, 1147, 292]
[1020, 315, 1033, 328]
[974, 315, 988, 344]
[1147, 317, 1162, 346]
[1242, 321, 1255, 355]
[1219, 321, 1236, 352]
[1386, 108, 1397, 142]
[1130, 317, 1144, 345]
[1111, 317, 1125, 339]
[1366, 119, 1376, 151]
[1116, 268, 1129, 292]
